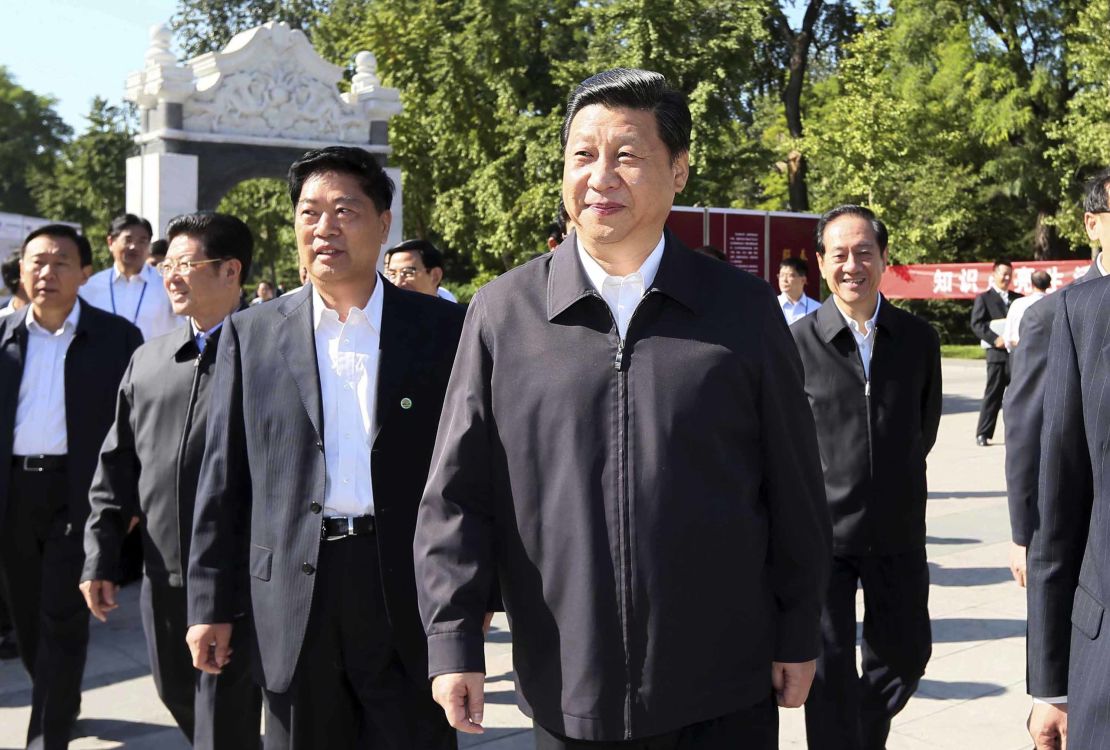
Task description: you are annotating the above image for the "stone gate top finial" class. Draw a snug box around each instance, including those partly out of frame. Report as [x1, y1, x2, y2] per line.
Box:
[352, 51, 380, 93]
[145, 23, 177, 67]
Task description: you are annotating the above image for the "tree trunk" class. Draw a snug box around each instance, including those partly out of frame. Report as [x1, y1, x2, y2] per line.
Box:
[780, 0, 823, 212]
[1032, 209, 1065, 260]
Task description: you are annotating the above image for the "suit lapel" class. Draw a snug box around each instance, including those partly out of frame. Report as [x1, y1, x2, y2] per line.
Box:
[276, 286, 324, 443]
[374, 282, 418, 445]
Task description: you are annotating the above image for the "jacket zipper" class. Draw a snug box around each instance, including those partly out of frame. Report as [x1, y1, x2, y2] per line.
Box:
[174, 350, 205, 581]
[591, 289, 655, 740]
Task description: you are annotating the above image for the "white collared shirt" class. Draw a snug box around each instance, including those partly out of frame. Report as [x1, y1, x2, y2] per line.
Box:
[991, 282, 1011, 308]
[81, 263, 184, 341]
[576, 235, 665, 340]
[13, 301, 81, 455]
[836, 296, 882, 380]
[313, 282, 383, 517]
[778, 293, 821, 325]
[1002, 292, 1046, 350]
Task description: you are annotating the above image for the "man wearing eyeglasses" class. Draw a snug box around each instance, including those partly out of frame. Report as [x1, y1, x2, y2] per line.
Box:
[80, 213, 185, 341]
[81, 212, 261, 748]
[384, 239, 458, 302]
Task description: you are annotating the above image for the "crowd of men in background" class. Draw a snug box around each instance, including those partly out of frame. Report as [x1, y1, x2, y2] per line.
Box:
[0, 65, 1106, 750]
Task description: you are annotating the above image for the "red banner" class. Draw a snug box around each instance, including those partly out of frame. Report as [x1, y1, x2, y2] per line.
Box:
[881, 260, 1095, 299]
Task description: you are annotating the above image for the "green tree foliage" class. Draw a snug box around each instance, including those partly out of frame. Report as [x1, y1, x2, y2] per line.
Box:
[216, 177, 301, 289]
[314, 0, 772, 275]
[28, 98, 136, 269]
[171, 0, 328, 57]
[0, 67, 70, 216]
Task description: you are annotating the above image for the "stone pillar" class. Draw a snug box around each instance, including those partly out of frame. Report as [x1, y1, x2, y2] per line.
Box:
[385, 166, 403, 251]
[126, 153, 199, 237]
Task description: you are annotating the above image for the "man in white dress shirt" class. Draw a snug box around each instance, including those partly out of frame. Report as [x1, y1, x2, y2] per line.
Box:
[186, 147, 466, 749]
[80, 214, 183, 341]
[778, 256, 821, 325]
[0, 225, 141, 749]
[1002, 270, 1050, 350]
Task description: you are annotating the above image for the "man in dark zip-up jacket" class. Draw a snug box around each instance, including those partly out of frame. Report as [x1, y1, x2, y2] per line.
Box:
[790, 205, 942, 750]
[81, 213, 261, 748]
[415, 68, 831, 747]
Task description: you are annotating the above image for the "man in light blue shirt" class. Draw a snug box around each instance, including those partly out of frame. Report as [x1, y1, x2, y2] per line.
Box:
[778, 256, 821, 325]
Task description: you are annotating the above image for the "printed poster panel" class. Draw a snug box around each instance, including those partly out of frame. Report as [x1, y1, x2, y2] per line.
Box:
[768, 213, 821, 294]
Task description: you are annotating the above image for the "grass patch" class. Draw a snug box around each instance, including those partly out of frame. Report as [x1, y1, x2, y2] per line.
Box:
[941, 344, 986, 360]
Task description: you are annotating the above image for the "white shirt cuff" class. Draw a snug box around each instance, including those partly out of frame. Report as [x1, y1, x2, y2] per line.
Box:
[1033, 696, 1068, 705]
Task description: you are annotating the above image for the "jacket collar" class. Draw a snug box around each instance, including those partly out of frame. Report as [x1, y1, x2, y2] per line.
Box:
[815, 294, 901, 343]
[546, 227, 702, 321]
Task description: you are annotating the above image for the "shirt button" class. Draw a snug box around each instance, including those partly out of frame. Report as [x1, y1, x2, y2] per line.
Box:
[302, 562, 315, 575]
[310, 502, 321, 514]
[343, 477, 350, 484]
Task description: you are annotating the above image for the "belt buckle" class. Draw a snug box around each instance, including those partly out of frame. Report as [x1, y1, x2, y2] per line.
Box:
[22, 456, 44, 473]
[321, 515, 355, 542]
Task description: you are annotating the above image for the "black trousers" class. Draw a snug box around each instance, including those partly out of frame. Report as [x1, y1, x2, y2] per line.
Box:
[262, 533, 455, 750]
[976, 358, 1009, 439]
[140, 576, 262, 749]
[804, 551, 932, 750]
[0, 469, 88, 750]
[534, 696, 778, 749]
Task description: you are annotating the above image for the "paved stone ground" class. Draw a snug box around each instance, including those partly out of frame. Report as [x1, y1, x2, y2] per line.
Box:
[0, 359, 1029, 749]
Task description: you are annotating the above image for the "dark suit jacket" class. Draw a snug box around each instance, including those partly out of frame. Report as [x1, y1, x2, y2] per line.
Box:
[791, 297, 942, 555]
[970, 286, 1020, 363]
[84, 325, 223, 587]
[1027, 274, 1110, 707]
[1004, 261, 1104, 546]
[0, 302, 142, 532]
[187, 280, 465, 693]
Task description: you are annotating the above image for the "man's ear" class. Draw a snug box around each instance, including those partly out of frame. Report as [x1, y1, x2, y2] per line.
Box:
[223, 259, 242, 284]
[430, 267, 444, 287]
[1084, 212, 1101, 243]
[672, 151, 690, 193]
[81, 266, 92, 284]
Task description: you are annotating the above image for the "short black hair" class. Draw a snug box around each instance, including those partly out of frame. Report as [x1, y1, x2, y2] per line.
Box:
[149, 239, 168, 259]
[779, 256, 808, 275]
[1, 253, 21, 294]
[1083, 168, 1110, 213]
[1031, 270, 1052, 291]
[993, 259, 1013, 270]
[561, 68, 691, 162]
[815, 205, 889, 255]
[288, 146, 394, 214]
[165, 212, 253, 283]
[22, 224, 93, 267]
[108, 213, 153, 240]
[385, 239, 443, 271]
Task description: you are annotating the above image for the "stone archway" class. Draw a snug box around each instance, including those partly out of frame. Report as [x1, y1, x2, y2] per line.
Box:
[124, 21, 403, 244]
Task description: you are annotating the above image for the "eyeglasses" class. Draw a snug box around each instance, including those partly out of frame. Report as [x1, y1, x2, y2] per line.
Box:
[384, 266, 422, 282]
[156, 258, 223, 277]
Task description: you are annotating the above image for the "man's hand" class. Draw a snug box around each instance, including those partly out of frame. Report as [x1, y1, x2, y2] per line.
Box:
[78, 579, 119, 623]
[994, 335, 1006, 349]
[1010, 543, 1028, 588]
[186, 623, 233, 675]
[772, 660, 816, 708]
[432, 672, 486, 734]
[1028, 701, 1067, 749]
[127, 515, 141, 533]
[482, 612, 495, 636]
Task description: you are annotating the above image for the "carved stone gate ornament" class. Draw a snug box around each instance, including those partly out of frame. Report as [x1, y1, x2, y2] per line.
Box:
[124, 21, 403, 245]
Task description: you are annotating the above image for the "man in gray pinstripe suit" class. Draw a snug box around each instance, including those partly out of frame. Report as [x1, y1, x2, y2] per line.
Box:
[1026, 253, 1110, 748]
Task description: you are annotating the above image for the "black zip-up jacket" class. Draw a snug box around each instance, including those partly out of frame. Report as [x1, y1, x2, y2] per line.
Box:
[415, 231, 831, 742]
[84, 324, 223, 587]
[790, 297, 942, 555]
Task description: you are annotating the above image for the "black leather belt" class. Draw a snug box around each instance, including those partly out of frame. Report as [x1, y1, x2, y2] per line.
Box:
[321, 515, 375, 541]
[12, 455, 67, 473]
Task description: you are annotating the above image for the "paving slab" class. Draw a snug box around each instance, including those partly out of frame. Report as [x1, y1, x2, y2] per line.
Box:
[0, 358, 1030, 748]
